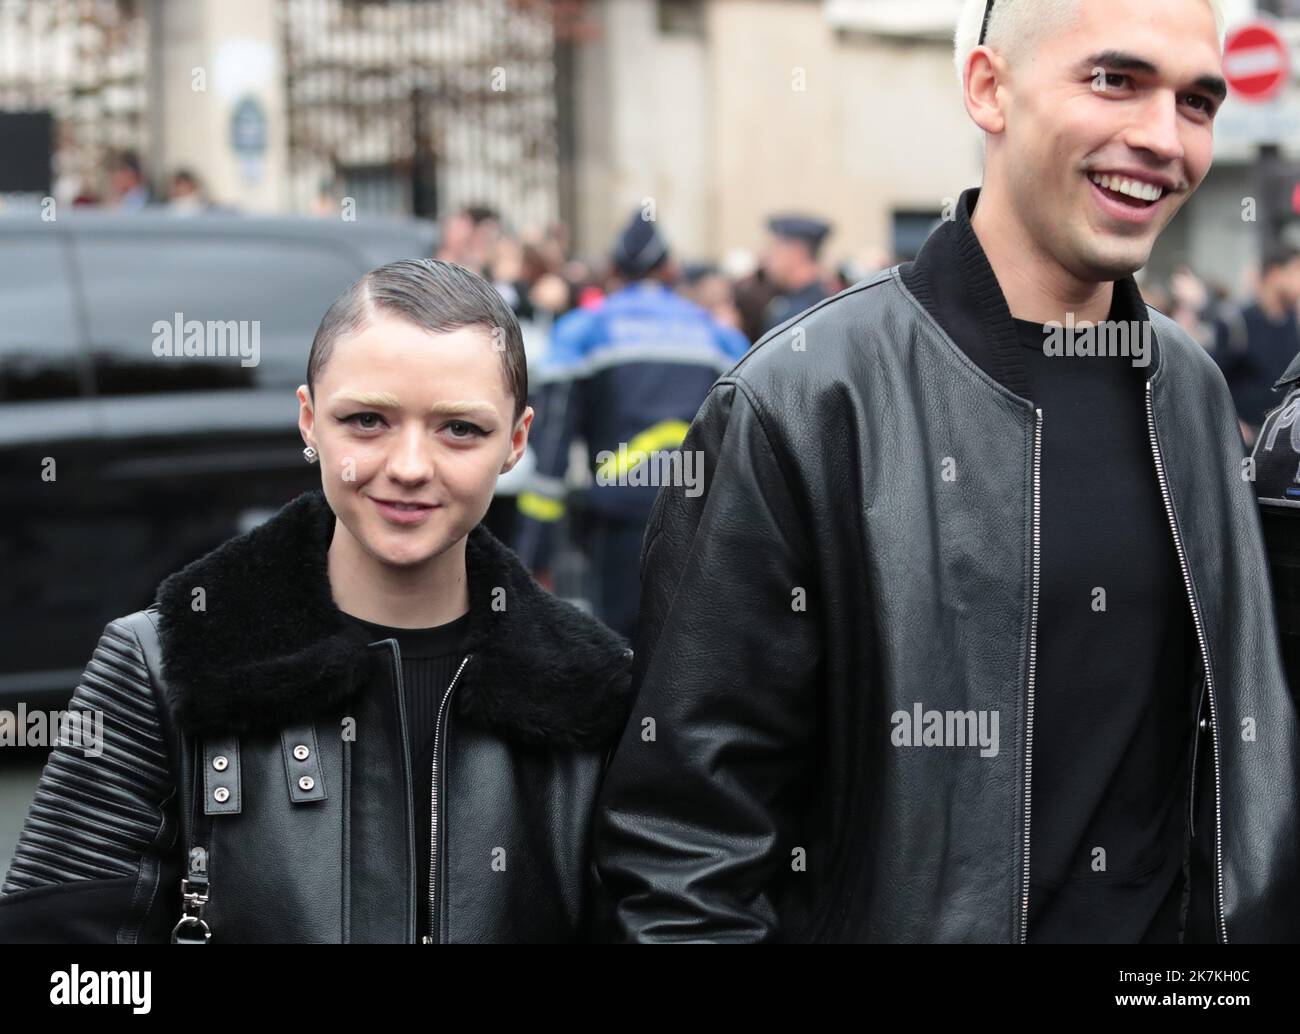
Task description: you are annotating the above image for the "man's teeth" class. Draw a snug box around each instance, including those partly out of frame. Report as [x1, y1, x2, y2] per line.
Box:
[1089, 172, 1164, 202]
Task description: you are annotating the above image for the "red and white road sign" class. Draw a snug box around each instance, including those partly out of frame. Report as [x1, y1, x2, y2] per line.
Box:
[1223, 22, 1290, 103]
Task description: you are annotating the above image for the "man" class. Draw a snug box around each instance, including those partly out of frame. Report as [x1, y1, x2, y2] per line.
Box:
[107, 151, 150, 211]
[594, 0, 1299, 942]
[731, 261, 779, 344]
[167, 168, 209, 215]
[1212, 246, 1300, 444]
[435, 205, 503, 278]
[760, 214, 832, 334]
[514, 209, 749, 640]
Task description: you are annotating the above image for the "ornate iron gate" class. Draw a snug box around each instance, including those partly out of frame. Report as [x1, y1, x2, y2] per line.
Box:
[280, 0, 562, 227]
[0, 0, 151, 205]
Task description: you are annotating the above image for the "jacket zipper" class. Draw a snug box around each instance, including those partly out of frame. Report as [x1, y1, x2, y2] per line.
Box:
[422, 653, 472, 944]
[381, 641, 419, 944]
[342, 730, 352, 943]
[1020, 407, 1042, 943]
[1186, 667, 1207, 841]
[1144, 378, 1227, 944]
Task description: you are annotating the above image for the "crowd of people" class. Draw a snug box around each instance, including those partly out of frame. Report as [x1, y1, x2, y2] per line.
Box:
[80, 150, 1300, 449]
[430, 201, 892, 345]
[60, 149, 218, 214]
[1144, 247, 1300, 446]
[436, 200, 1300, 448]
[432, 198, 1300, 638]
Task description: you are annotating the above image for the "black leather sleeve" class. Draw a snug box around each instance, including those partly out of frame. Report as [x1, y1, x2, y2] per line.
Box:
[592, 379, 821, 942]
[0, 614, 182, 943]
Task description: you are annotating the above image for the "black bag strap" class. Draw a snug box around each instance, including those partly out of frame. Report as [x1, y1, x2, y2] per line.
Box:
[171, 733, 214, 944]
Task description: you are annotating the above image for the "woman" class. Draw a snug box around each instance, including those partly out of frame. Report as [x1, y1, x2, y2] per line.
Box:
[0, 259, 634, 943]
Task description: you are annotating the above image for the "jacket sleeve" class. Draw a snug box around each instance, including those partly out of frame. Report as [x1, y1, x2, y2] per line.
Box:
[0, 614, 182, 943]
[592, 378, 821, 942]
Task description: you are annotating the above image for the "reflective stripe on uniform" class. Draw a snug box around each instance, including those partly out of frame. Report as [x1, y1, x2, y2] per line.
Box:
[518, 491, 566, 522]
[594, 419, 690, 481]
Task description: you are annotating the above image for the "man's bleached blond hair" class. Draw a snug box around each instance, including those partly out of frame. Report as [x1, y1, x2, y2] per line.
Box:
[953, 0, 1226, 90]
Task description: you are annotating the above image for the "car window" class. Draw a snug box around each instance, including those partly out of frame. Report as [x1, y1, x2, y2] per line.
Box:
[0, 234, 84, 402]
[74, 234, 363, 394]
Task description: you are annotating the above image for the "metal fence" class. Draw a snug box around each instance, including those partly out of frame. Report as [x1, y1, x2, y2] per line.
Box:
[279, 0, 563, 228]
[0, 0, 563, 225]
[0, 0, 151, 204]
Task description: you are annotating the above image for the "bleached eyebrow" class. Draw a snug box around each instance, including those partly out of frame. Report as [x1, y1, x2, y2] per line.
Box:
[428, 401, 499, 421]
[331, 390, 401, 407]
[329, 391, 498, 421]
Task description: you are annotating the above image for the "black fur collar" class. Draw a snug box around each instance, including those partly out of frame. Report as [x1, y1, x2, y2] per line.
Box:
[154, 490, 634, 748]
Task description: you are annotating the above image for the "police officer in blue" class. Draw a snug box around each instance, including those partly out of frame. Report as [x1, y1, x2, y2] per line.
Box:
[761, 214, 833, 335]
[515, 208, 750, 640]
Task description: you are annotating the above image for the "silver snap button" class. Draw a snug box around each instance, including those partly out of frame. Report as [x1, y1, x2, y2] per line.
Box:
[213, 786, 230, 803]
[298, 775, 315, 791]
[212, 756, 228, 771]
[293, 744, 310, 761]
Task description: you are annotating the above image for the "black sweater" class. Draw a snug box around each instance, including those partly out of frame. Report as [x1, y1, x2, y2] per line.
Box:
[1008, 314, 1195, 942]
[343, 611, 470, 942]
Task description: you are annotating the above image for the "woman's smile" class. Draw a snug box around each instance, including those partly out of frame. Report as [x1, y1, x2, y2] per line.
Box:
[370, 496, 441, 526]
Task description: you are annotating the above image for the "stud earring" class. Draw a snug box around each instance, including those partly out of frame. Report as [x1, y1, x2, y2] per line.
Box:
[303, 445, 318, 463]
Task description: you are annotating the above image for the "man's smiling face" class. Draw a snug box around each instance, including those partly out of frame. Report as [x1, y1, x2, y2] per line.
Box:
[994, 0, 1224, 281]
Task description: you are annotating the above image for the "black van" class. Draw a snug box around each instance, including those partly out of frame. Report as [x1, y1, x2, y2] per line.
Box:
[0, 212, 435, 710]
